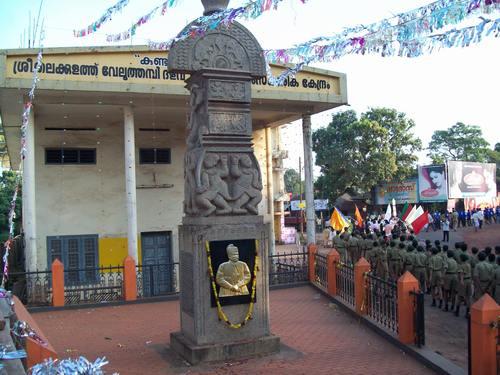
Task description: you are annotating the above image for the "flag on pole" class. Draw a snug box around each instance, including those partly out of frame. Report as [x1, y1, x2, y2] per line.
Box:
[384, 204, 392, 221]
[354, 204, 363, 228]
[330, 207, 349, 232]
[411, 210, 429, 234]
[406, 206, 424, 225]
[403, 205, 416, 224]
[399, 202, 409, 219]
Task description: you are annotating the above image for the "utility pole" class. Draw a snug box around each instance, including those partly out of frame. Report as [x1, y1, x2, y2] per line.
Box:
[299, 157, 304, 236]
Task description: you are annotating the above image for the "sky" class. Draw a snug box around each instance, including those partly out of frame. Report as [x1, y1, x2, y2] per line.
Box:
[0, 0, 498, 172]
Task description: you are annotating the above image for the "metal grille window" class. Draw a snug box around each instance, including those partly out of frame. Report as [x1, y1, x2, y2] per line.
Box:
[47, 235, 98, 284]
[45, 148, 96, 164]
[139, 148, 171, 164]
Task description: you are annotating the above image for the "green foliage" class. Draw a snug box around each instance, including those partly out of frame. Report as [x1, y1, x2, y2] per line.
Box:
[0, 171, 22, 242]
[312, 108, 422, 202]
[284, 168, 303, 196]
[427, 122, 490, 164]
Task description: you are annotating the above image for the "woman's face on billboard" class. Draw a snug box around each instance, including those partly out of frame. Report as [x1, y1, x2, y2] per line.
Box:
[430, 171, 444, 187]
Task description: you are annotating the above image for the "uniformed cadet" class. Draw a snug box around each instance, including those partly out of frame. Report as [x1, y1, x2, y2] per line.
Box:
[375, 240, 389, 279]
[388, 241, 402, 280]
[455, 253, 472, 317]
[470, 247, 479, 271]
[348, 232, 361, 264]
[403, 246, 416, 274]
[494, 256, 500, 305]
[367, 241, 379, 269]
[429, 247, 445, 308]
[443, 250, 459, 312]
[333, 232, 347, 263]
[473, 252, 494, 301]
[364, 235, 374, 264]
[413, 246, 427, 291]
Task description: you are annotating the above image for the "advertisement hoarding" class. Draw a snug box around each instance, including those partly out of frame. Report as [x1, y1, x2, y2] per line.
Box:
[447, 161, 496, 199]
[417, 164, 448, 202]
[375, 179, 418, 205]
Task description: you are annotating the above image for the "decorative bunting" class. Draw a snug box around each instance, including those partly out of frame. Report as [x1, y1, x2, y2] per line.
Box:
[29, 357, 110, 375]
[73, 0, 130, 37]
[106, 0, 180, 42]
[129, 0, 307, 44]
[1, 47, 43, 287]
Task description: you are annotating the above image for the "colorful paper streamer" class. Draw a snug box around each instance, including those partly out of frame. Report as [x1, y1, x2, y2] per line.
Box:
[106, 0, 180, 42]
[73, 0, 130, 37]
[29, 356, 110, 375]
[1, 47, 43, 287]
[12, 320, 47, 346]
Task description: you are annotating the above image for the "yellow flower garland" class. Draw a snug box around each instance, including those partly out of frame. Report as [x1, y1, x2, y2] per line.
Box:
[205, 240, 259, 329]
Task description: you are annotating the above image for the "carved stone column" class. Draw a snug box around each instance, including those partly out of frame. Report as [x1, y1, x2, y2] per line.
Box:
[168, 1, 280, 364]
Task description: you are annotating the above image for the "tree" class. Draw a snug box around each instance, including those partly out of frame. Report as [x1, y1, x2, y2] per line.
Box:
[312, 108, 422, 202]
[427, 122, 490, 164]
[284, 168, 303, 196]
[0, 171, 22, 242]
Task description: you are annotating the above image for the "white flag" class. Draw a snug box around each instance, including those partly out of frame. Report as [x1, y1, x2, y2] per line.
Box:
[406, 206, 424, 225]
[384, 204, 392, 221]
[404, 205, 417, 225]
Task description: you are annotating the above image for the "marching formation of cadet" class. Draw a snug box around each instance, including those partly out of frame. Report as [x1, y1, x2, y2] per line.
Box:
[326, 228, 500, 317]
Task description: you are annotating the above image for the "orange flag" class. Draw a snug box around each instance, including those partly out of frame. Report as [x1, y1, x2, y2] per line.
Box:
[354, 204, 364, 228]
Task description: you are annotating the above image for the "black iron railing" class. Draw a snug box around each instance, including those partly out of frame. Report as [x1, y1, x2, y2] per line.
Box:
[268, 251, 308, 286]
[365, 273, 398, 334]
[136, 263, 179, 298]
[336, 261, 355, 307]
[411, 290, 425, 347]
[64, 265, 124, 305]
[7, 270, 52, 306]
[314, 252, 328, 291]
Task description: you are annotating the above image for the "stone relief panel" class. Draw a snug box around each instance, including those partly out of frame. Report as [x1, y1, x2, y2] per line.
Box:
[168, 21, 266, 77]
[208, 112, 251, 135]
[208, 79, 249, 102]
[193, 34, 249, 71]
[184, 151, 262, 217]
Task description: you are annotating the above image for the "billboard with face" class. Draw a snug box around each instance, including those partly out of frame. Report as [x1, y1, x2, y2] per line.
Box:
[447, 161, 497, 199]
[418, 165, 448, 202]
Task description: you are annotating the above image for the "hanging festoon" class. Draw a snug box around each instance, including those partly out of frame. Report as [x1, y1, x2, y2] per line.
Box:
[205, 240, 259, 329]
[1, 48, 43, 288]
[73, 0, 131, 37]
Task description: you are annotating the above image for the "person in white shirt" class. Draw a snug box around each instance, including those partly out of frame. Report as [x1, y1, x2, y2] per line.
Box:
[441, 217, 450, 242]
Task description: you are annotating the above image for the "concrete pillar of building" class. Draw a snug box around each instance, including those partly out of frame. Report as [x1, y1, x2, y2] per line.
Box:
[123, 106, 139, 264]
[302, 114, 315, 245]
[23, 108, 38, 271]
[265, 126, 276, 255]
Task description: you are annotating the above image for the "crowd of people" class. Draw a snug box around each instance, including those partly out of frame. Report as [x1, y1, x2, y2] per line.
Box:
[425, 206, 500, 233]
[323, 219, 500, 318]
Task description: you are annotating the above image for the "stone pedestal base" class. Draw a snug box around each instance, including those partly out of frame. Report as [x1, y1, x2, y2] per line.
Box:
[170, 331, 280, 365]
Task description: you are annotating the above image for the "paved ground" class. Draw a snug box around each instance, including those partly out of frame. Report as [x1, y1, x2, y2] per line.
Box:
[34, 286, 434, 375]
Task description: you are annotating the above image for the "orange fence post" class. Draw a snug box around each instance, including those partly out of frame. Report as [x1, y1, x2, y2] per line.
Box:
[123, 256, 137, 301]
[51, 259, 64, 307]
[327, 249, 340, 296]
[354, 257, 370, 315]
[13, 296, 58, 368]
[470, 294, 499, 375]
[308, 244, 317, 283]
[397, 271, 419, 344]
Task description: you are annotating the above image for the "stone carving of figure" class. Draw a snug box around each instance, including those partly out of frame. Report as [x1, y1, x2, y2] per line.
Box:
[230, 154, 262, 215]
[216, 244, 251, 297]
[195, 153, 232, 216]
[186, 83, 205, 150]
[184, 151, 197, 215]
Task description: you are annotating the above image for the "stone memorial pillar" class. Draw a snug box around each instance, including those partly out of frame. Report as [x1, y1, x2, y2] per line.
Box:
[168, 0, 280, 364]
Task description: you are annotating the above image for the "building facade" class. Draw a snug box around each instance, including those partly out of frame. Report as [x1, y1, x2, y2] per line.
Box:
[0, 46, 347, 273]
